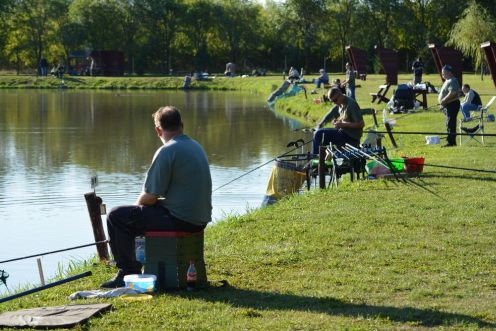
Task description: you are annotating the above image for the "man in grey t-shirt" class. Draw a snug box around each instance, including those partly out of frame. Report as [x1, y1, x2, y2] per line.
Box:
[438, 65, 460, 147]
[101, 106, 212, 288]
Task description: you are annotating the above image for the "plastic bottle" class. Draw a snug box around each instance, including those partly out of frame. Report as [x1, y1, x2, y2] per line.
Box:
[186, 260, 197, 291]
[135, 236, 145, 263]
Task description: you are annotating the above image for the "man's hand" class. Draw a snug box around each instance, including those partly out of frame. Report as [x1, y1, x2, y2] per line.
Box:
[135, 192, 158, 206]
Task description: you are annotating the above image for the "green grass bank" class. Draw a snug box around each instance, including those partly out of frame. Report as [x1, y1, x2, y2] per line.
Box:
[0, 73, 495, 330]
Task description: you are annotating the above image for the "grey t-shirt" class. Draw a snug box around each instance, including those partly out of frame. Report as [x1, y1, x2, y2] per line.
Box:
[438, 77, 459, 105]
[325, 96, 364, 141]
[143, 134, 212, 226]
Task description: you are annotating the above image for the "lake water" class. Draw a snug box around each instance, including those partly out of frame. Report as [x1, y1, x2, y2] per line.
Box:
[0, 89, 311, 295]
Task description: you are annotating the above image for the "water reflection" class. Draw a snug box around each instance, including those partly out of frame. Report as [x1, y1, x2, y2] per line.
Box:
[0, 89, 311, 293]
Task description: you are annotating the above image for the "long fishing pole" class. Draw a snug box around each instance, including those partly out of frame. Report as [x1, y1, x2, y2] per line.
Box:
[0, 240, 108, 264]
[363, 130, 496, 137]
[212, 139, 312, 193]
[0, 271, 92, 304]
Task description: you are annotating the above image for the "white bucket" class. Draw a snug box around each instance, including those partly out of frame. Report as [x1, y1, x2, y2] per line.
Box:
[124, 274, 157, 293]
[425, 136, 440, 145]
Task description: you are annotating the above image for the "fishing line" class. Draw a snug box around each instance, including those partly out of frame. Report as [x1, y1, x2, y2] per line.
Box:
[363, 130, 496, 137]
[213, 139, 312, 193]
[423, 163, 496, 174]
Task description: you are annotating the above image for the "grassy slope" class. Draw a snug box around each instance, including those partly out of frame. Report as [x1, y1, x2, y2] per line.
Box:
[0, 73, 495, 330]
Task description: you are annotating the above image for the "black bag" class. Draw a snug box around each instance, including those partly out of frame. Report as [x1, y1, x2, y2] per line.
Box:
[472, 90, 482, 106]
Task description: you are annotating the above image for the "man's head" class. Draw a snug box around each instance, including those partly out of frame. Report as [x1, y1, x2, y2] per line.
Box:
[345, 62, 352, 70]
[153, 106, 183, 141]
[462, 84, 470, 93]
[328, 87, 344, 104]
[319, 69, 324, 74]
[441, 64, 453, 79]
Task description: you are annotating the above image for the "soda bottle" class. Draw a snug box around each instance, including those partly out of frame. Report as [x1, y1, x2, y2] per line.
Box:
[135, 236, 145, 263]
[186, 260, 197, 291]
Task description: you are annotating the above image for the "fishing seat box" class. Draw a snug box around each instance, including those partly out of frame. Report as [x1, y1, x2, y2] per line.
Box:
[143, 231, 207, 290]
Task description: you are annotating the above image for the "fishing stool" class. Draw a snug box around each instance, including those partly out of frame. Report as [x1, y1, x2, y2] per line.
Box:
[143, 230, 207, 290]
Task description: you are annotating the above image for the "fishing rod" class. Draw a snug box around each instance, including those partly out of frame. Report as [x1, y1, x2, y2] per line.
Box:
[347, 143, 446, 199]
[363, 130, 496, 137]
[0, 271, 92, 304]
[423, 163, 496, 174]
[212, 139, 313, 193]
[0, 240, 108, 264]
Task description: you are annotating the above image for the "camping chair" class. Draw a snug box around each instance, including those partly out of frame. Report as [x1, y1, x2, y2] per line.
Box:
[458, 96, 495, 145]
[370, 84, 391, 104]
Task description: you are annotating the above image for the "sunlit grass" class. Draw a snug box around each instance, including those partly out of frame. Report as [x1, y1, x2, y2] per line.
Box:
[0, 74, 495, 330]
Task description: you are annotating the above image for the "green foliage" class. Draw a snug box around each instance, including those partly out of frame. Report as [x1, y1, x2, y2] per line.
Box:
[0, 0, 489, 74]
[448, 1, 496, 71]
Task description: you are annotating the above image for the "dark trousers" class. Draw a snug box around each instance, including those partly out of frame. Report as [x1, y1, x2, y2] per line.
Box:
[106, 205, 205, 273]
[443, 100, 460, 145]
[312, 128, 359, 155]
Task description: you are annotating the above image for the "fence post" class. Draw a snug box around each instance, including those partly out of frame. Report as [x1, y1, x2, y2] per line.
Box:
[84, 192, 110, 262]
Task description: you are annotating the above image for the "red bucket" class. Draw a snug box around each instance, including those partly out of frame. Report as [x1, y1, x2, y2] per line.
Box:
[404, 157, 425, 174]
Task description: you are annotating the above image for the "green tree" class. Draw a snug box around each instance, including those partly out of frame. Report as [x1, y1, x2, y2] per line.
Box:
[448, 1, 496, 73]
[135, 0, 185, 73]
[6, 0, 68, 73]
[216, 0, 261, 69]
[68, 0, 126, 50]
[326, 0, 356, 71]
[285, 0, 326, 69]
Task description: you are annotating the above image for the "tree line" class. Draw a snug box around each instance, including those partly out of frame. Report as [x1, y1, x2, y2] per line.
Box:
[0, 0, 495, 75]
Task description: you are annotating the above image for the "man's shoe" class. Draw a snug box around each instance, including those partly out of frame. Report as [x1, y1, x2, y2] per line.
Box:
[441, 143, 456, 148]
[100, 270, 127, 288]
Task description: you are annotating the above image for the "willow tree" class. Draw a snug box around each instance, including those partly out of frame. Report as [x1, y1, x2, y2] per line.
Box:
[448, 1, 496, 76]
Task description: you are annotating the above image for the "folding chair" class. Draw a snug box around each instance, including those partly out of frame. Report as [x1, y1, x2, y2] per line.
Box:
[458, 96, 496, 145]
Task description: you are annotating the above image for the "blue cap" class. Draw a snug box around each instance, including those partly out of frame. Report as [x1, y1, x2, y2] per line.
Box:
[442, 64, 453, 72]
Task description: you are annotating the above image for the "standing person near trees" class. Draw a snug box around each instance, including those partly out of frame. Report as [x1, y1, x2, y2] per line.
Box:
[438, 65, 460, 148]
[412, 57, 424, 85]
[101, 106, 212, 288]
[341, 62, 356, 100]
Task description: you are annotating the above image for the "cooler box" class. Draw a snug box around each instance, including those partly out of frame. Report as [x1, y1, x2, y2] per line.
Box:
[143, 231, 207, 290]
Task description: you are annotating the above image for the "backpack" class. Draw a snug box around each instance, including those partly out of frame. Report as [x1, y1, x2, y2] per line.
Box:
[392, 84, 415, 112]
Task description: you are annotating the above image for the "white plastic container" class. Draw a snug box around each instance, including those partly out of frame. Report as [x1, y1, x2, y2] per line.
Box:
[135, 237, 145, 263]
[425, 136, 440, 145]
[124, 274, 156, 293]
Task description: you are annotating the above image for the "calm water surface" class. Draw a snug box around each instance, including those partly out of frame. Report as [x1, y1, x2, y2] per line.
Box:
[0, 89, 310, 294]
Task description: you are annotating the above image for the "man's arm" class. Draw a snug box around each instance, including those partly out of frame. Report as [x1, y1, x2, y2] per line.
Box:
[316, 106, 339, 128]
[135, 192, 158, 206]
[440, 90, 458, 106]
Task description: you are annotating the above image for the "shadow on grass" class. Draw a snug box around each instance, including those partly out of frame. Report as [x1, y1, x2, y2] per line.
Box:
[176, 284, 494, 328]
[422, 173, 496, 183]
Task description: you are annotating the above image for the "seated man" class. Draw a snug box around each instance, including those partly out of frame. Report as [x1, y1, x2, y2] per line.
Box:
[312, 87, 365, 155]
[460, 84, 482, 121]
[101, 106, 212, 288]
[315, 69, 329, 88]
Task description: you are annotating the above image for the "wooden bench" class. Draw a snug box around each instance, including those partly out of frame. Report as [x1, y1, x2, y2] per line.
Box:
[143, 230, 207, 290]
[370, 84, 391, 104]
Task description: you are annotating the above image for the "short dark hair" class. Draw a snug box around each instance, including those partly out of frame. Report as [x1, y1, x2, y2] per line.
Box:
[153, 106, 183, 131]
[463, 84, 470, 89]
[328, 87, 343, 99]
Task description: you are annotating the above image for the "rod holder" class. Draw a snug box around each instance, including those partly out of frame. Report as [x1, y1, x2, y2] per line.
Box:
[84, 192, 110, 262]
